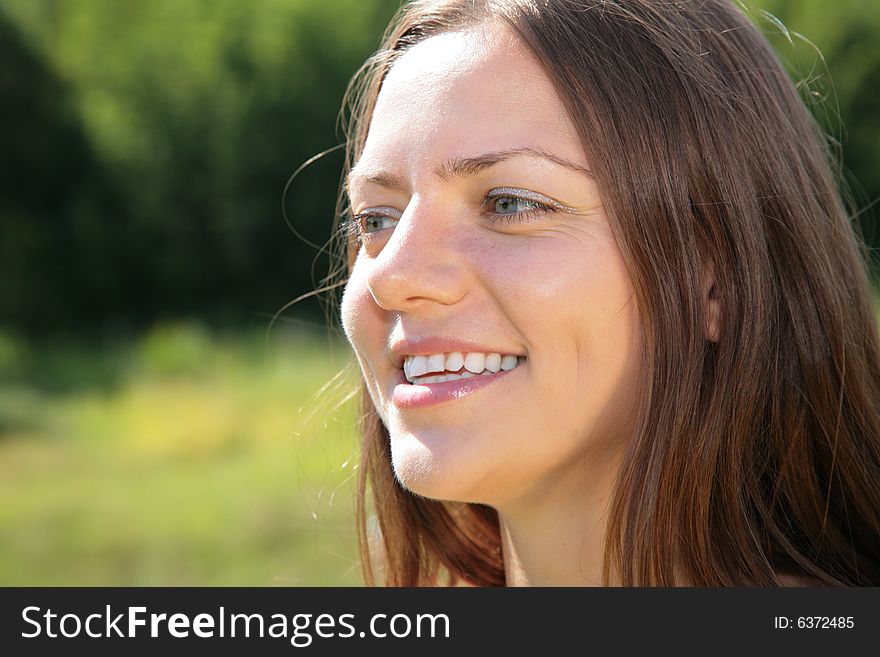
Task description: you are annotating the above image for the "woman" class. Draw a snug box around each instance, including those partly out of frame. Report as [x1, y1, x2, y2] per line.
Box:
[334, 0, 880, 586]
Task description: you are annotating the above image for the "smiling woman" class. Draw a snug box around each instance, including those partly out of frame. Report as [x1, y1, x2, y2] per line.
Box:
[334, 0, 880, 586]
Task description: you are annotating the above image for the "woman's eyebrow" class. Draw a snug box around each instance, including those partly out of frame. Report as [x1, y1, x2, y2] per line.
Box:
[346, 170, 408, 195]
[436, 147, 593, 181]
[347, 146, 593, 195]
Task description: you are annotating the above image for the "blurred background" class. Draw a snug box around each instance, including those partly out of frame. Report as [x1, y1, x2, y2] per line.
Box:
[0, 0, 877, 585]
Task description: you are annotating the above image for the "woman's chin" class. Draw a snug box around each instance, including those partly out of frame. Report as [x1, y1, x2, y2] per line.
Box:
[390, 436, 486, 504]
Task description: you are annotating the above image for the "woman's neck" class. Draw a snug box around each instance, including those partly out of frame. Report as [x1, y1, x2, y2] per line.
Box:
[496, 449, 622, 586]
[499, 509, 607, 586]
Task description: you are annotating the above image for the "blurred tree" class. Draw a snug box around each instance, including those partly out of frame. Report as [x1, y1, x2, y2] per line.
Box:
[0, 0, 398, 337]
[0, 7, 135, 336]
[751, 0, 880, 272]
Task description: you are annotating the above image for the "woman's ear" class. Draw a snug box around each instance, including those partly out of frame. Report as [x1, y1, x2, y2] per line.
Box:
[703, 261, 721, 342]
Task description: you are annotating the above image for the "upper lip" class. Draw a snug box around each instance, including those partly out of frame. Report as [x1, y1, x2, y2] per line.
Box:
[389, 337, 525, 368]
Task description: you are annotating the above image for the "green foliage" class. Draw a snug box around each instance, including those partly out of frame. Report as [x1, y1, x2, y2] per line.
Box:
[0, 325, 363, 585]
[0, 0, 400, 335]
[745, 0, 880, 262]
[136, 322, 215, 378]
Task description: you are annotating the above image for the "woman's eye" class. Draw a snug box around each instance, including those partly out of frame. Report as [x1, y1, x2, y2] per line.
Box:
[360, 215, 396, 232]
[352, 207, 401, 237]
[492, 196, 542, 215]
[484, 188, 561, 224]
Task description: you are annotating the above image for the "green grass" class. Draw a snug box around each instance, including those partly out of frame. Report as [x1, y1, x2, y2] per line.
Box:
[0, 322, 364, 585]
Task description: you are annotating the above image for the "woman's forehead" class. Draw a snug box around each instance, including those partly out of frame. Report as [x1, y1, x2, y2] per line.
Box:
[358, 25, 588, 180]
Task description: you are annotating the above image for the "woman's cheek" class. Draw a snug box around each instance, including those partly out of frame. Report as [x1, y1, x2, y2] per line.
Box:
[340, 263, 385, 406]
[481, 230, 602, 310]
[340, 259, 376, 353]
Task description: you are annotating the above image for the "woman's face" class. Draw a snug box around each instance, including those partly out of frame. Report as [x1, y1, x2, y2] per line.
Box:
[341, 24, 644, 510]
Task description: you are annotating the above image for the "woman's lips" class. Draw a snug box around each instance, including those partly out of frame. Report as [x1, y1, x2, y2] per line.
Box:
[391, 364, 520, 409]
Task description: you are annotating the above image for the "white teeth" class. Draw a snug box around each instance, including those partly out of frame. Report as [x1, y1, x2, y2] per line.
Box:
[500, 355, 518, 371]
[445, 352, 464, 373]
[426, 353, 446, 374]
[403, 351, 525, 383]
[464, 352, 486, 373]
[410, 355, 428, 377]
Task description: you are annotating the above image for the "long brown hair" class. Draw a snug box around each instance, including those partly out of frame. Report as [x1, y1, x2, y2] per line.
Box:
[332, 0, 880, 586]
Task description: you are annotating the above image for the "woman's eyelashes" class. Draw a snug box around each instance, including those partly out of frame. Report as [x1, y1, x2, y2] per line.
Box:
[481, 187, 563, 225]
[350, 206, 401, 238]
[350, 187, 566, 241]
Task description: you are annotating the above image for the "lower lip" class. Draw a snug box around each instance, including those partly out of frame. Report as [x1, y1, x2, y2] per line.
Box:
[391, 366, 520, 409]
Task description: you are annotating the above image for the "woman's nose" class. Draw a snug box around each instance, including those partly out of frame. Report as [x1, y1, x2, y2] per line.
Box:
[366, 199, 469, 313]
